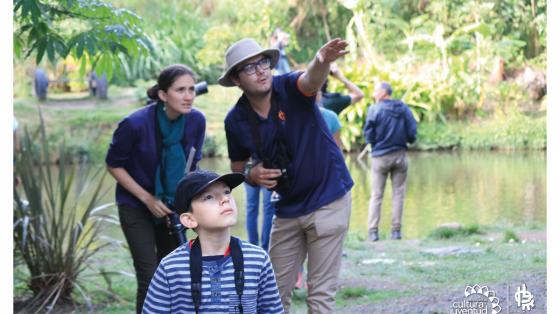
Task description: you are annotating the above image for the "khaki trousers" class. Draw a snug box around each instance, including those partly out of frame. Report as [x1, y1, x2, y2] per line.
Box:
[269, 192, 352, 314]
[367, 149, 408, 232]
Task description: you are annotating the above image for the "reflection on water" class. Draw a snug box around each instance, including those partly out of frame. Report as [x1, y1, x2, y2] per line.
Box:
[347, 151, 546, 239]
[96, 151, 546, 240]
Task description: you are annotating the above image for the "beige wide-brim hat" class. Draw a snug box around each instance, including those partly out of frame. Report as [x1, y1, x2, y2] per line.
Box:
[218, 38, 280, 87]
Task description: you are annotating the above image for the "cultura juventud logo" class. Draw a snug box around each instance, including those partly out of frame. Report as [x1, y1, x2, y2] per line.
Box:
[449, 284, 501, 314]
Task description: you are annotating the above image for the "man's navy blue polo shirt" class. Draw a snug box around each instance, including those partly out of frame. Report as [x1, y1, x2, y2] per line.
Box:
[105, 104, 206, 211]
[224, 72, 354, 218]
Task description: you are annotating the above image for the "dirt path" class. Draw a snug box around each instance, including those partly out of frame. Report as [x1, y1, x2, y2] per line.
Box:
[40, 87, 137, 110]
[332, 234, 546, 314]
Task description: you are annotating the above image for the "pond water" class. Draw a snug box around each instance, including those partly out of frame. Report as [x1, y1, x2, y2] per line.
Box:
[91, 151, 546, 240]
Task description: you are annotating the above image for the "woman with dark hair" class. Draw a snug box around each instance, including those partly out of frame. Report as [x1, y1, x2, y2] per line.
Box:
[105, 64, 206, 313]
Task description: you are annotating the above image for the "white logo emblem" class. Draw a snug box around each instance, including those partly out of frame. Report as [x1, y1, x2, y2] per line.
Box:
[450, 284, 501, 314]
[515, 283, 535, 311]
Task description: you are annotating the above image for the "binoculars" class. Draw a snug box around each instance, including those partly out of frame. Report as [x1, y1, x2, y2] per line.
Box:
[194, 81, 208, 96]
[163, 200, 187, 246]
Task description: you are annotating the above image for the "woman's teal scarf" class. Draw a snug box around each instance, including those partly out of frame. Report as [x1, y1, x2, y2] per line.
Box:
[154, 102, 186, 204]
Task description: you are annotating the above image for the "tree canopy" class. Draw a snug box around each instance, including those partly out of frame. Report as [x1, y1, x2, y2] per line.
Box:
[14, 0, 153, 80]
[13, 0, 547, 150]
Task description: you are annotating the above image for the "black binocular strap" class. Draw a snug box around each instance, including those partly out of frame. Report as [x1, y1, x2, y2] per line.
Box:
[247, 110, 263, 161]
[246, 95, 282, 161]
[190, 237, 244, 314]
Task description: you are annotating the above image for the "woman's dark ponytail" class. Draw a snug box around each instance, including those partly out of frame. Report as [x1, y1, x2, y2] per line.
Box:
[147, 84, 160, 100]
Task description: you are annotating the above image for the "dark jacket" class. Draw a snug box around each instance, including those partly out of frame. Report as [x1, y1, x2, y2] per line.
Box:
[105, 104, 206, 211]
[363, 99, 417, 157]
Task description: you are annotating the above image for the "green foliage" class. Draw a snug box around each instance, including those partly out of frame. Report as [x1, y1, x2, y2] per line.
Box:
[338, 286, 369, 299]
[415, 112, 546, 151]
[13, 0, 547, 155]
[460, 113, 546, 150]
[112, 2, 219, 83]
[333, 0, 546, 150]
[503, 230, 520, 243]
[202, 133, 228, 158]
[415, 123, 461, 150]
[14, 0, 153, 81]
[195, 0, 291, 67]
[428, 224, 484, 239]
[13, 112, 116, 312]
[493, 0, 546, 59]
[116, 0, 354, 83]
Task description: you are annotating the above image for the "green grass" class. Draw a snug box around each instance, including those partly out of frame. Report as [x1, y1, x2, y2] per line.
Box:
[290, 284, 413, 311]
[339, 225, 545, 291]
[416, 112, 546, 151]
[503, 229, 520, 243]
[428, 224, 484, 239]
[288, 223, 544, 313]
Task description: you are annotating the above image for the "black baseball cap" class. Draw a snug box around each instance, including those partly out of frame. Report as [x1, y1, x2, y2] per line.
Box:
[173, 169, 245, 215]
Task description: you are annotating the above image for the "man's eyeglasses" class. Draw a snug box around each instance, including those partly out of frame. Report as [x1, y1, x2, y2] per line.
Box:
[237, 57, 271, 75]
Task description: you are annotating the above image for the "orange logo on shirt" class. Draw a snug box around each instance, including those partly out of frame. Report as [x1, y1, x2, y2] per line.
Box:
[278, 110, 286, 121]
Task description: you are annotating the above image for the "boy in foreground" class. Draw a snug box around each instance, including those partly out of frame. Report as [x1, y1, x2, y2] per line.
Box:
[142, 170, 284, 313]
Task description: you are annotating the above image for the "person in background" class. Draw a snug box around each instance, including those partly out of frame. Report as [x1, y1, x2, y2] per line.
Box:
[243, 170, 275, 251]
[270, 28, 291, 75]
[105, 64, 206, 313]
[318, 104, 343, 149]
[33, 68, 49, 101]
[363, 82, 417, 242]
[320, 63, 364, 115]
[318, 63, 364, 148]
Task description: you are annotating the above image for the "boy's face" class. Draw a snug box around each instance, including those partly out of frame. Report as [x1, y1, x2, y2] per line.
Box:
[180, 181, 238, 231]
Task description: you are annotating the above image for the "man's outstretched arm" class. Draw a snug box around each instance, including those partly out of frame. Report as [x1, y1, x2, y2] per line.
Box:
[297, 38, 349, 95]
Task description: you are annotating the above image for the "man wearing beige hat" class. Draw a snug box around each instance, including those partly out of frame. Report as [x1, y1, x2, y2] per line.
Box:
[220, 37, 354, 313]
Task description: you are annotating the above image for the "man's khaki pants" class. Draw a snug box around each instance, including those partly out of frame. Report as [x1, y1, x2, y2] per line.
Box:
[368, 150, 408, 232]
[269, 192, 352, 314]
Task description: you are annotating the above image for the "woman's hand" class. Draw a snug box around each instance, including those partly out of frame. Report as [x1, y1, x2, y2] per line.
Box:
[143, 195, 174, 218]
[106, 166, 174, 218]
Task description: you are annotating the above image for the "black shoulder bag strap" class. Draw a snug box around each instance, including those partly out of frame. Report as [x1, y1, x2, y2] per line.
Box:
[246, 102, 264, 160]
[190, 238, 203, 314]
[246, 95, 282, 161]
[230, 237, 245, 313]
[190, 237, 245, 314]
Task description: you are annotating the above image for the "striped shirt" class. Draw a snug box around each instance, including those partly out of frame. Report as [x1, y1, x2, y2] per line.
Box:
[142, 240, 284, 313]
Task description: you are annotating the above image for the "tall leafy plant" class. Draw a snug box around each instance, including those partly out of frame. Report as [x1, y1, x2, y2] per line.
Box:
[13, 112, 114, 313]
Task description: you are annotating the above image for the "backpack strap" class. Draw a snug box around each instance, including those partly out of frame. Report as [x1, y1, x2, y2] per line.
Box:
[190, 238, 203, 314]
[189, 237, 245, 314]
[230, 237, 244, 313]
